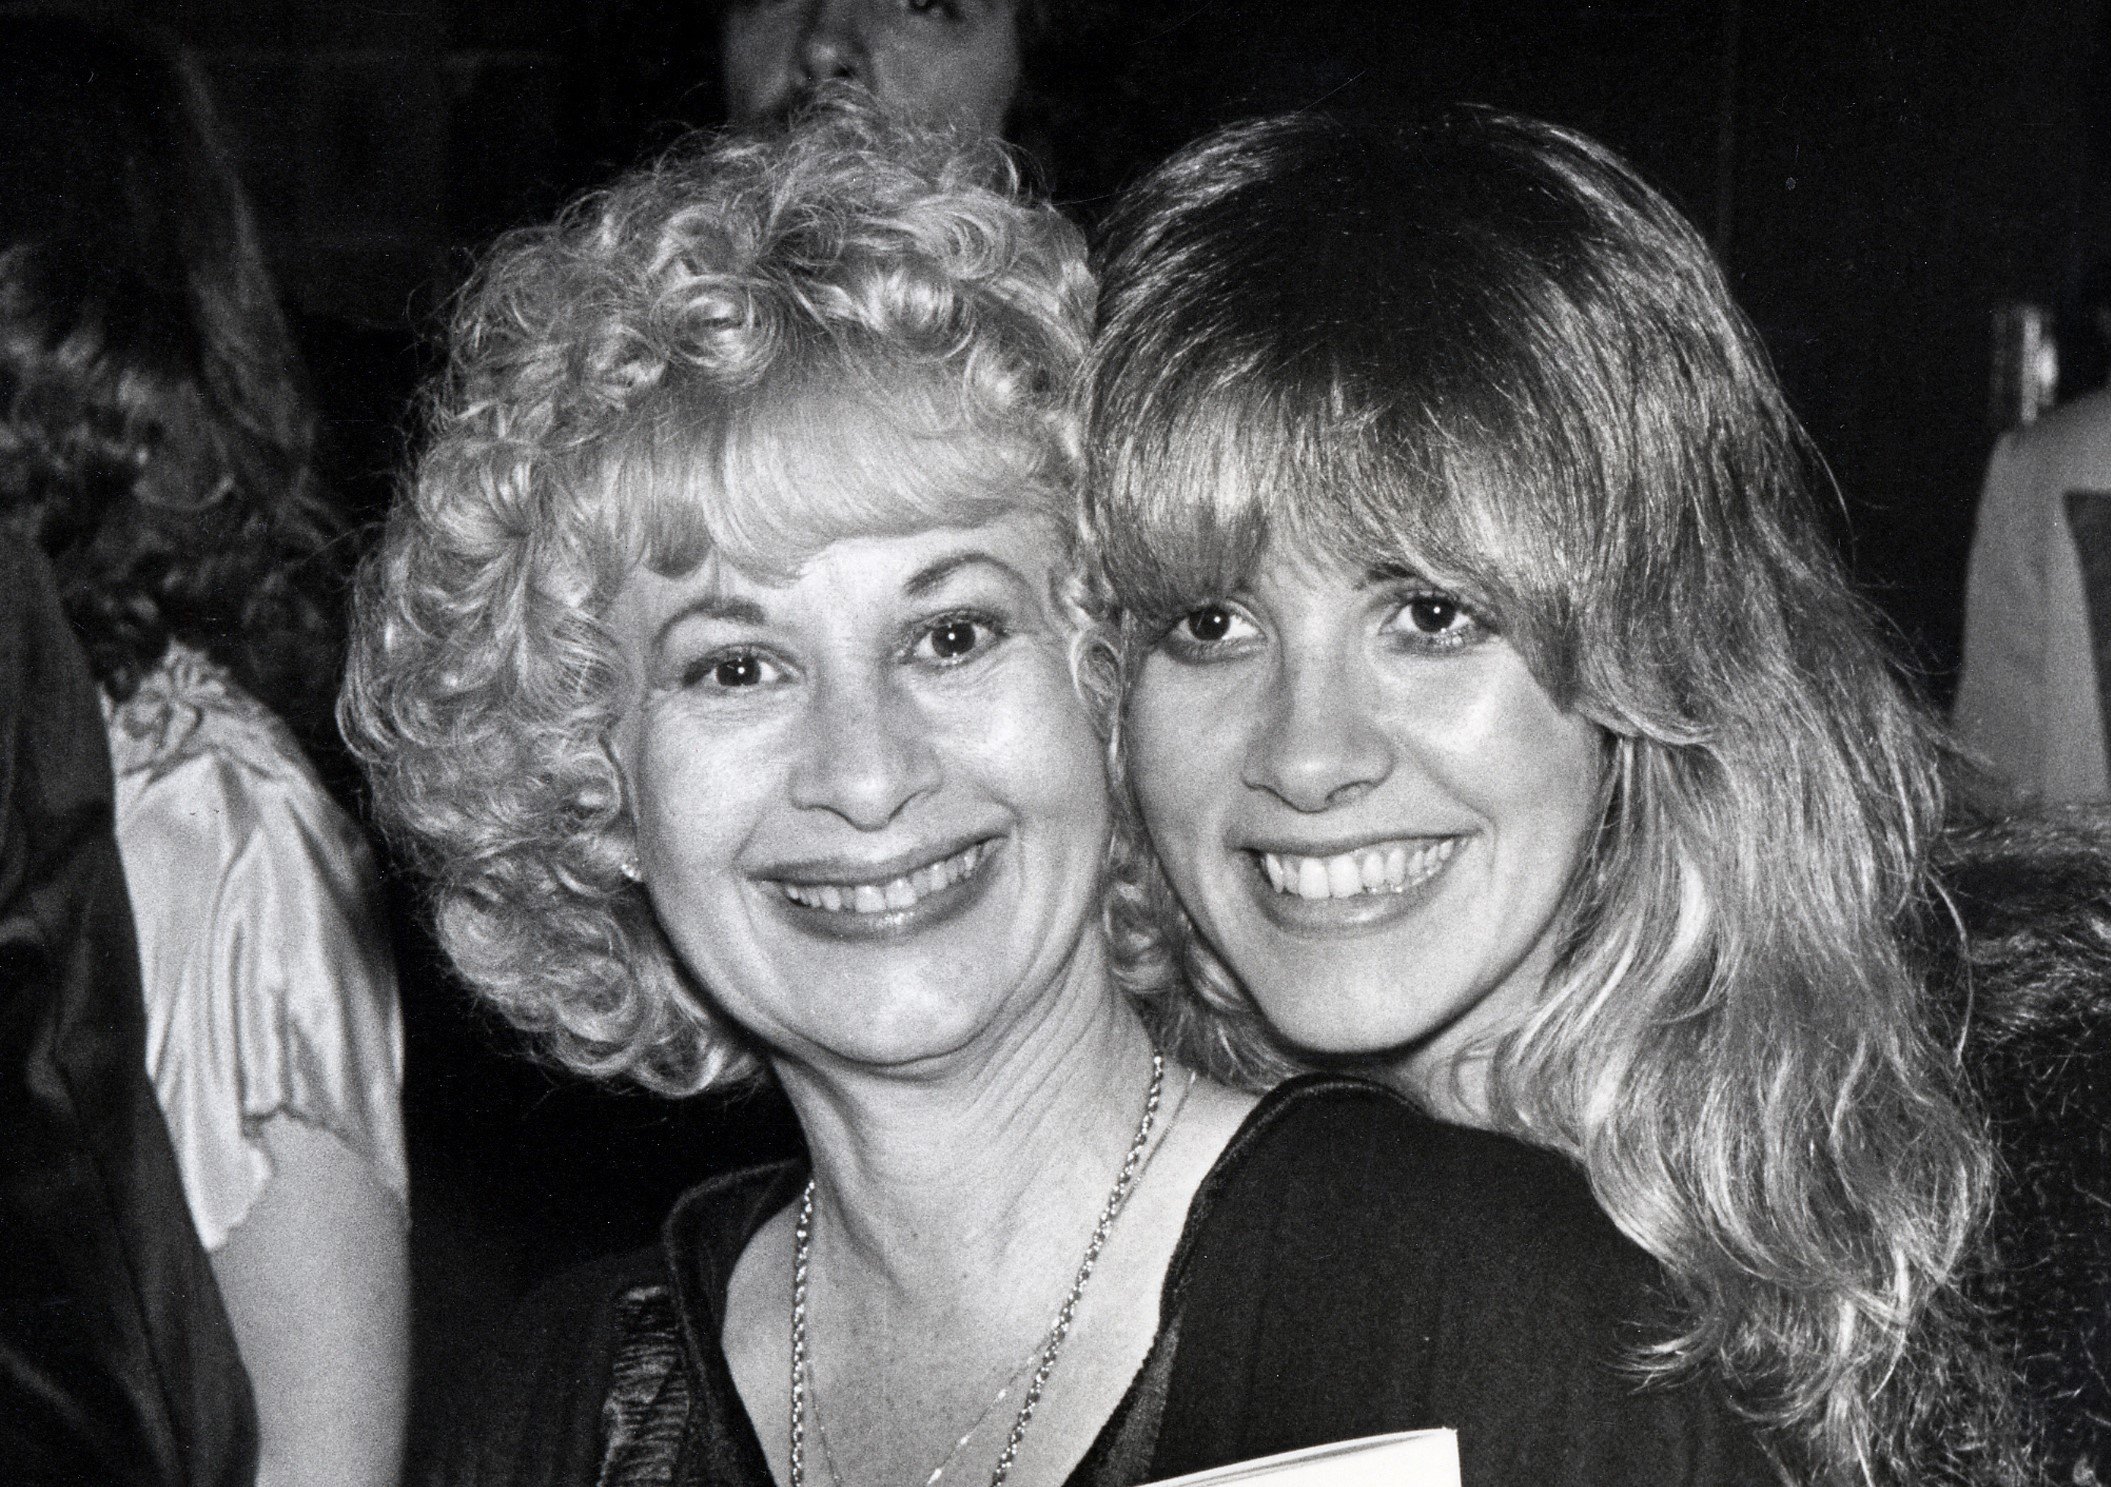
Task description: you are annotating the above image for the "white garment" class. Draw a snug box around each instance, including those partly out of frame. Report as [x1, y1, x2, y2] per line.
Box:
[104, 643, 407, 1252]
[1954, 389, 2111, 803]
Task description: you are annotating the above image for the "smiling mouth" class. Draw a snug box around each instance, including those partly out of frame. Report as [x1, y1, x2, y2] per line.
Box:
[1256, 838, 1461, 901]
[771, 841, 994, 916]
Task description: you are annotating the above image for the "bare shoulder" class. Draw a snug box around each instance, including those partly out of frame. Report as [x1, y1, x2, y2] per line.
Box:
[1165, 1074, 1264, 1183]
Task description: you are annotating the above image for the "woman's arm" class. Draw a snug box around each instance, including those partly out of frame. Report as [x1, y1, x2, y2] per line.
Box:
[210, 1117, 409, 1487]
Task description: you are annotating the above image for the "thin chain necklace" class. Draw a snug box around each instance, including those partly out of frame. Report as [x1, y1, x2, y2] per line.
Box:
[804, 1067, 1196, 1487]
[789, 1051, 1166, 1487]
[803, 1346, 1035, 1487]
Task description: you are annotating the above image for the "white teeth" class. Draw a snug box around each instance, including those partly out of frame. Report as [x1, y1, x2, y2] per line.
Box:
[1260, 838, 1458, 901]
[1326, 855, 1361, 897]
[1297, 858, 1328, 899]
[777, 842, 988, 915]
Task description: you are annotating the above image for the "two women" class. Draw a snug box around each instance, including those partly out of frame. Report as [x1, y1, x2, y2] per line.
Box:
[347, 104, 1767, 1486]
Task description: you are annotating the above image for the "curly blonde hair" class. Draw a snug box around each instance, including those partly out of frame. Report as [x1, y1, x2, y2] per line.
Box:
[1082, 110, 2022, 1484]
[342, 100, 1093, 1094]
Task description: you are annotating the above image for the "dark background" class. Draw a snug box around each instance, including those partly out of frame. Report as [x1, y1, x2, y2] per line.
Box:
[127, 0, 2111, 1471]
[159, 0, 2111, 686]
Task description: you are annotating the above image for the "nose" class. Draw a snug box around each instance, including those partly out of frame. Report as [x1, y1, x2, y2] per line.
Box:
[787, 667, 942, 830]
[1242, 653, 1394, 813]
[795, 0, 867, 88]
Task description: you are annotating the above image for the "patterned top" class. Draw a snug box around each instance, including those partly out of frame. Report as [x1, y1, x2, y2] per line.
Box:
[103, 643, 406, 1251]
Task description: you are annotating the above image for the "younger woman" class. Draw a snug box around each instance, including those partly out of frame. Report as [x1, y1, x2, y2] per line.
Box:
[1083, 109, 2028, 1486]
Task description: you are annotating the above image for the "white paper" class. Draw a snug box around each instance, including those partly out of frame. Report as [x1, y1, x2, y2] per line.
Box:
[1141, 1430, 1461, 1487]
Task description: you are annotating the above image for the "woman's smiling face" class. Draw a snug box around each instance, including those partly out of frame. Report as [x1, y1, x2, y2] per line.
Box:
[1124, 536, 1607, 1090]
[607, 510, 1110, 1071]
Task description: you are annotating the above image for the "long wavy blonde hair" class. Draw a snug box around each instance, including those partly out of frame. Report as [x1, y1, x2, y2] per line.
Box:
[1080, 109, 2022, 1486]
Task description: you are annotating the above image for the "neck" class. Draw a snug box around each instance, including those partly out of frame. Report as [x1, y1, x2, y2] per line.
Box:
[772, 937, 1162, 1299]
[1383, 1044, 1496, 1128]
[1381, 943, 1567, 1131]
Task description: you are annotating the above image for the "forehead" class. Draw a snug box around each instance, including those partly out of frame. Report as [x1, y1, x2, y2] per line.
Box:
[612, 509, 1063, 631]
[609, 368, 1055, 583]
[734, 510, 1060, 596]
[1231, 529, 1477, 607]
[721, 0, 1019, 45]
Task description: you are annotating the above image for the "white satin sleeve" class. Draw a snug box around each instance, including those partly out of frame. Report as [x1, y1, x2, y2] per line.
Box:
[108, 687, 407, 1254]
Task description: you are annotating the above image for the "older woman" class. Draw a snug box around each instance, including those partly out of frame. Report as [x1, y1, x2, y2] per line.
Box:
[1083, 110, 2034, 1486]
[346, 105, 1772, 1487]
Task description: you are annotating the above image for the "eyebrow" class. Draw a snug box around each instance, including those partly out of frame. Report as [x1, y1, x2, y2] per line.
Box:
[652, 592, 768, 651]
[648, 550, 1030, 650]
[1364, 561, 1431, 587]
[903, 550, 1031, 599]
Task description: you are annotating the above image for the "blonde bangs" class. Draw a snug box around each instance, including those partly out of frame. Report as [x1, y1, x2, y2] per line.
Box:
[1093, 360, 1558, 673]
[588, 362, 1062, 590]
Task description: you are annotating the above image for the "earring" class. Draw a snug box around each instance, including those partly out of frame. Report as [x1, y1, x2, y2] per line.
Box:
[619, 854, 642, 883]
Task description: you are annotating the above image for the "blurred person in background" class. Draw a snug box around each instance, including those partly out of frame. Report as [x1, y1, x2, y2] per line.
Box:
[719, 0, 1024, 133]
[590, 0, 1140, 204]
[1954, 381, 2111, 804]
[0, 529, 258, 1487]
[0, 11, 408, 1487]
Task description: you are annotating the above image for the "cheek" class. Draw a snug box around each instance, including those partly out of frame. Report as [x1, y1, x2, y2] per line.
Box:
[1461, 693, 1606, 877]
[988, 678, 1110, 842]
[958, 38, 1022, 116]
[719, 19, 790, 103]
[1394, 656, 1601, 816]
[631, 715, 770, 875]
[1540, 728, 1609, 875]
[1502, 702, 1605, 824]
[888, 30, 1020, 126]
[1123, 689, 1241, 909]
[1122, 680, 1193, 828]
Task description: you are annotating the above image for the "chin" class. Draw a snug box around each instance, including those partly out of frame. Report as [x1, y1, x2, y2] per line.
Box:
[810, 1017, 990, 1070]
[1248, 975, 1459, 1061]
[1250, 1002, 1390, 1057]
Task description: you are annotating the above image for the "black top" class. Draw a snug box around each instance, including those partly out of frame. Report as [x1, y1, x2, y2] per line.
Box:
[445, 1075, 1775, 1487]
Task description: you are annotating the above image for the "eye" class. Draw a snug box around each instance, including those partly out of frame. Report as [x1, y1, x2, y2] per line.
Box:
[680, 648, 785, 691]
[1160, 603, 1263, 660]
[904, 0, 963, 16]
[1405, 595, 1461, 634]
[1384, 590, 1488, 651]
[911, 611, 1004, 666]
[1184, 604, 1260, 644]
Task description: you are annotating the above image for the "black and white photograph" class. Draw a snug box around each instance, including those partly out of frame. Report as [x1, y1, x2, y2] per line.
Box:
[2, 5, 2108, 1487]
